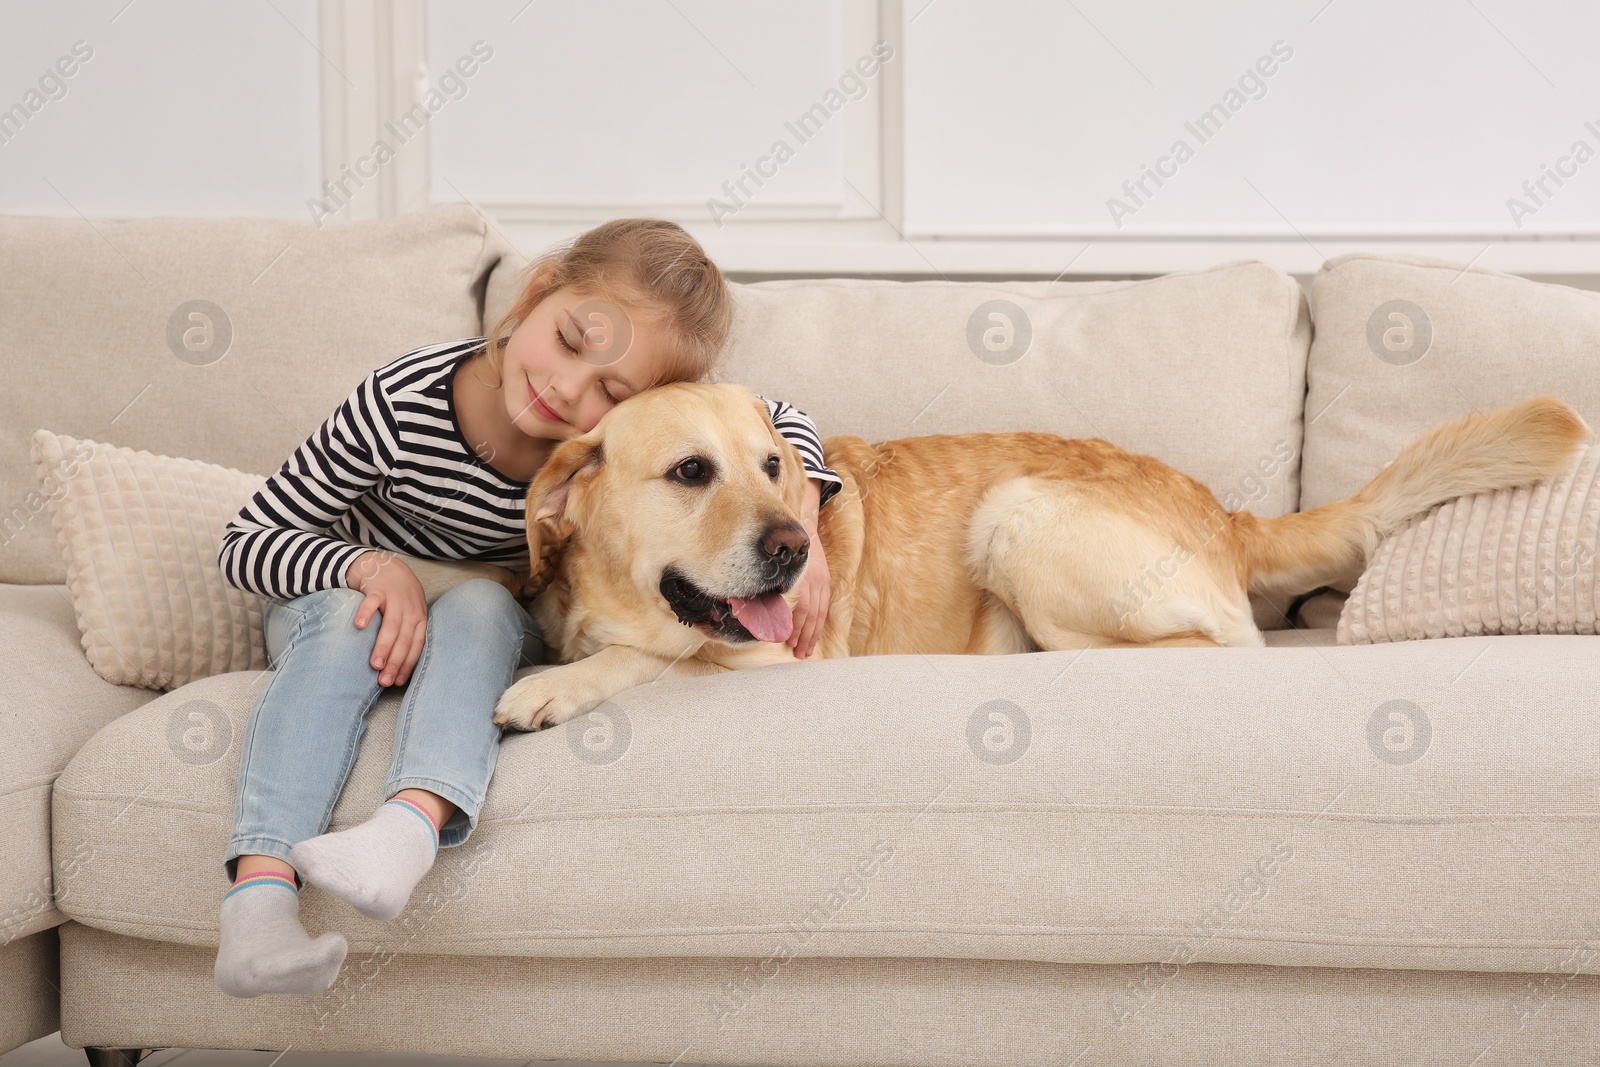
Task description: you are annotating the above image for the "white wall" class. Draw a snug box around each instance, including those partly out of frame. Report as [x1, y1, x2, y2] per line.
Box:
[425, 1, 850, 210]
[903, 0, 1600, 239]
[0, 0, 321, 217]
[3, 0, 1598, 281]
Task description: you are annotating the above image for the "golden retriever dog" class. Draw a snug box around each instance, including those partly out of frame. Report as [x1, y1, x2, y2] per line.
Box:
[489, 384, 1589, 731]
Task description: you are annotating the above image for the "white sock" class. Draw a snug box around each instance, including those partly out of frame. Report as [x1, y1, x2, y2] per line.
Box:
[289, 797, 441, 921]
[214, 871, 347, 998]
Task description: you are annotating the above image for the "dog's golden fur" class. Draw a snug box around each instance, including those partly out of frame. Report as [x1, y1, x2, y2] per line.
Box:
[491, 384, 1590, 730]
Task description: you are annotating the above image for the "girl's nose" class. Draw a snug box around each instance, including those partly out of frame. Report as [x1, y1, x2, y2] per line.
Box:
[549, 375, 583, 406]
[556, 364, 603, 403]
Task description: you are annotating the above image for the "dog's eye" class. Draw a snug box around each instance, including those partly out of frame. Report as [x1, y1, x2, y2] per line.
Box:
[766, 455, 780, 479]
[673, 458, 709, 484]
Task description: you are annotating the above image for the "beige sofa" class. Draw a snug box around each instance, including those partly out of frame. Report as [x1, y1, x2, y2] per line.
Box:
[3, 204, 1598, 1066]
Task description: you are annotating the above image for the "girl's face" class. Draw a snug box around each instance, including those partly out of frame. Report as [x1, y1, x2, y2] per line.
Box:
[499, 286, 667, 439]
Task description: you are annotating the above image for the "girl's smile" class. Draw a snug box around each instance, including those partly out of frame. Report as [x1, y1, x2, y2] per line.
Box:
[501, 289, 664, 439]
[526, 377, 565, 424]
[452, 288, 667, 484]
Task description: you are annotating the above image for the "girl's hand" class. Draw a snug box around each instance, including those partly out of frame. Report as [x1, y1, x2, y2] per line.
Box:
[346, 551, 428, 686]
[787, 528, 830, 659]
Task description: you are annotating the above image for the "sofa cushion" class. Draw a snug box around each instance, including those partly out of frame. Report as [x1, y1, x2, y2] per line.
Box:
[31, 429, 272, 692]
[51, 633, 1598, 976]
[1301, 253, 1600, 589]
[0, 584, 156, 946]
[488, 257, 1311, 629]
[0, 203, 509, 585]
[490, 260, 1310, 518]
[29, 429, 525, 693]
[1338, 441, 1600, 644]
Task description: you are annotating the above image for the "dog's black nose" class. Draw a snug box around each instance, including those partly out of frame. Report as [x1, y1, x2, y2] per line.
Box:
[759, 522, 809, 569]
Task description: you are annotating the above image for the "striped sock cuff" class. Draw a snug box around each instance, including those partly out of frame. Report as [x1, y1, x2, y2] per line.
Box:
[386, 796, 441, 850]
[224, 870, 298, 902]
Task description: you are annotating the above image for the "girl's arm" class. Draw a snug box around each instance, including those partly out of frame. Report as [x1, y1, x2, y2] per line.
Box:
[758, 396, 844, 511]
[217, 374, 395, 601]
[801, 477, 823, 531]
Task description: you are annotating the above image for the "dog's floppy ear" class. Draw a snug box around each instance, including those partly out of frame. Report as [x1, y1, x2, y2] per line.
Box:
[520, 433, 604, 600]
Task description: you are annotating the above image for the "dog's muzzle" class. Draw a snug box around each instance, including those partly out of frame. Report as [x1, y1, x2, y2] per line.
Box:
[659, 523, 809, 643]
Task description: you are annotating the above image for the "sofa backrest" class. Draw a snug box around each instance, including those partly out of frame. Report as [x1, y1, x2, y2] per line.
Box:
[1, 204, 509, 584]
[487, 258, 1313, 524]
[1302, 253, 1600, 520]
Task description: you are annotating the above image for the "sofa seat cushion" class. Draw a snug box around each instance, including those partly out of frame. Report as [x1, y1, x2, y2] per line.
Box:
[52, 636, 1599, 975]
[0, 584, 156, 945]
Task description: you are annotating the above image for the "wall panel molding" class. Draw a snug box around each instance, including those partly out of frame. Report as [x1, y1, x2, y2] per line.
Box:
[317, 0, 429, 225]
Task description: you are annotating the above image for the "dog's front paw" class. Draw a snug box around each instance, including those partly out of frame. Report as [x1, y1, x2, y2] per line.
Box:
[493, 671, 609, 731]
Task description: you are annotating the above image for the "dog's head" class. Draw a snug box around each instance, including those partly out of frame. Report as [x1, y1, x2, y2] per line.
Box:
[523, 382, 812, 646]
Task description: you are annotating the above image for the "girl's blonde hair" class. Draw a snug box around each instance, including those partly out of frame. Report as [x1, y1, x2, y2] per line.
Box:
[484, 218, 733, 392]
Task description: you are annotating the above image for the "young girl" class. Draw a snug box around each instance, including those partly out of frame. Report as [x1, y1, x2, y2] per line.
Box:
[212, 218, 843, 998]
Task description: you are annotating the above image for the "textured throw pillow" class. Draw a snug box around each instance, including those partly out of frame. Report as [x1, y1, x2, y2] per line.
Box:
[1337, 442, 1600, 644]
[31, 429, 517, 691]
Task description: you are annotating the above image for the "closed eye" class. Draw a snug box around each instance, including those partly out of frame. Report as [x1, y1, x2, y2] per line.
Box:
[555, 326, 617, 403]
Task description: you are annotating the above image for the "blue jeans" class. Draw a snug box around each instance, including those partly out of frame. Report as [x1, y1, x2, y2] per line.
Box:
[223, 578, 544, 886]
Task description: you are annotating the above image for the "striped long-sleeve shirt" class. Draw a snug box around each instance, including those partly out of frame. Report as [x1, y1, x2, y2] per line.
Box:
[218, 337, 844, 601]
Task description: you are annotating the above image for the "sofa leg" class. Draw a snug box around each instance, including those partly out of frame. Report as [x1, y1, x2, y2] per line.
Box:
[83, 1049, 156, 1066]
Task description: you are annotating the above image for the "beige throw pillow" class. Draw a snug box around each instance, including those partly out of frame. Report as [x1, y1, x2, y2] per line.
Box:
[1337, 442, 1600, 644]
[31, 429, 516, 691]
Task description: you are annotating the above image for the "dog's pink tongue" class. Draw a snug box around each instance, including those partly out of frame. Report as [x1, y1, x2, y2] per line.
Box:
[726, 593, 793, 643]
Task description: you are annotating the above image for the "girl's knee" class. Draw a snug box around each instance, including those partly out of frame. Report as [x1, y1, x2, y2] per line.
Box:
[272, 587, 379, 657]
[439, 577, 518, 614]
[280, 586, 365, 617]
[433, 578, 530, 644]
[302, 587, 370, 629]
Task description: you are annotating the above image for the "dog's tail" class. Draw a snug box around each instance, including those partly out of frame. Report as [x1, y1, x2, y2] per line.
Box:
[1233, 395, 1591, 596]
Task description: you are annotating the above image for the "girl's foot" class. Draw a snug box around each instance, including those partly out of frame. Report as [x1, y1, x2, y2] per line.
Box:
[289, 797, 441, 921]
[214, 872, 347, 998]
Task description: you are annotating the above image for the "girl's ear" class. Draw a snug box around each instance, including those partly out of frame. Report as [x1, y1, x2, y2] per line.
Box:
[524, 261, 558, 296]
[520, 433, 604, 600]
